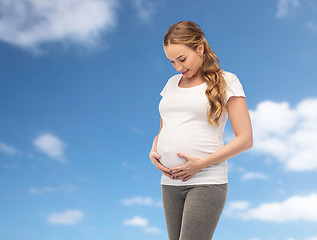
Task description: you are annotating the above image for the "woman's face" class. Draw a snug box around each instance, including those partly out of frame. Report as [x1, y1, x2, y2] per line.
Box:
[164, 43, 204, 79]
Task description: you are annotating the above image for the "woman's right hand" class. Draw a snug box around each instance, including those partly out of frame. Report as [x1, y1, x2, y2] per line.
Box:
[149, 152, 173, 179]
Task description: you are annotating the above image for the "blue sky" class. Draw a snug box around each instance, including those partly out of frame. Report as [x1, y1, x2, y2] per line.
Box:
[1, 0, 317, 239]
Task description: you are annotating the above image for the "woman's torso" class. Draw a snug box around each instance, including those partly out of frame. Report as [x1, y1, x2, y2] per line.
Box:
[157, 73, 229, 185]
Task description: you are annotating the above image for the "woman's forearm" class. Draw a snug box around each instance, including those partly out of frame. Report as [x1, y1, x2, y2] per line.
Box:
[200, 135, 253, 169]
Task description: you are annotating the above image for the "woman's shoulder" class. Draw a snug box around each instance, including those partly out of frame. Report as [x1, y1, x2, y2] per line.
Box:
[221, 70, 239, 83]
[169, 73, 182, 81]
[165, 73, 182, 85]
[160, 74, 182, 96]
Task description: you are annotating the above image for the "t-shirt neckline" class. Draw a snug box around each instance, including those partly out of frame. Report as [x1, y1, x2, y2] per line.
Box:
[176, 74, 207, 89]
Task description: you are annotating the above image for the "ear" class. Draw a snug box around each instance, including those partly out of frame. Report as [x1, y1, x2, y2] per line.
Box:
[197, 43, 204, 56]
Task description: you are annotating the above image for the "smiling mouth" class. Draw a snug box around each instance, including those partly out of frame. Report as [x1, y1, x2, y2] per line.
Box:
[182, 69, 189, 75]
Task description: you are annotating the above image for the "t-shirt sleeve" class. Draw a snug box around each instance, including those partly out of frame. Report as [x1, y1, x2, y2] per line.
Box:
[160, 77, 172, 97]
[224, 72, 246, 104]
[160, 83, 168, 97]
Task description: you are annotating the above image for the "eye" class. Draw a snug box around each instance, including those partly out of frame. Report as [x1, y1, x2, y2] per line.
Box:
[180, 58, 186, 62]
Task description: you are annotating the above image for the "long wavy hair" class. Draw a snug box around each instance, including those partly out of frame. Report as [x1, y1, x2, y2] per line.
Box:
[163, 21, 227, 126]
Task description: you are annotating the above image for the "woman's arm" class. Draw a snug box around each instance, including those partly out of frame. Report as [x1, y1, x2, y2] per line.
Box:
[169, 96, 253, 181]
[199, 96, 253, 168]
[149, 119, 173, 178]
[150, 119, 163, 153]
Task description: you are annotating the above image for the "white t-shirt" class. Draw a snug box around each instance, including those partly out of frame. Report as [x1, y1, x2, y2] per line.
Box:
[157, 71, 246, 186]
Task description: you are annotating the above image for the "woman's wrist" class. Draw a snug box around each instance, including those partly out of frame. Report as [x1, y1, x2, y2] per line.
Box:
[200, 154, 215, 169]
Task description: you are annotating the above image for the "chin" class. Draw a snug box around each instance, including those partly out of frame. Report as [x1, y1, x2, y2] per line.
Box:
[187, 71, 198, 79]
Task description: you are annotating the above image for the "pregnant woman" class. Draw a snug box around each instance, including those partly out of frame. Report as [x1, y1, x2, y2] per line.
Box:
[149, 21, 253, 240]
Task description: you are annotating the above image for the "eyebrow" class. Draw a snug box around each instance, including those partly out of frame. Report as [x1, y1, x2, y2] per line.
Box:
[167, 55, 185, 61]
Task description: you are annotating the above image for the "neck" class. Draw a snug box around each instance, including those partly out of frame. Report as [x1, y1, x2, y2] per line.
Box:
[183, 70, 204, 83]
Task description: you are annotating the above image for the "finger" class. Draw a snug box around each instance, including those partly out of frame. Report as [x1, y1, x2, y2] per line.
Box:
[177, 152, 188, 159]
[150, 157, 170, 173]
[182, 175, 192, 182]
[171, 170, 183, 176]
[150, 152, 162, 162]
[156, 162, 171, 173]
[173, 172, 187, 179]
[162, 171, 171, 176]
[169, 166, 183, 172]
[152, 161, 170, 175]
[149, 152, 159, 160]
[162, 171, 173, 179]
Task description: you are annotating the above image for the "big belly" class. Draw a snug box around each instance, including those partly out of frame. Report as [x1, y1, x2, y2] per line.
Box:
[157, 129, 201, 168]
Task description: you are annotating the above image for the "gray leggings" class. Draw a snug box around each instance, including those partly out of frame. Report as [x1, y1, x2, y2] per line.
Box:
[161, 183, 228, 240]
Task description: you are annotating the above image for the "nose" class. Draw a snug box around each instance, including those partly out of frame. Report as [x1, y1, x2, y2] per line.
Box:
[174, 62, 183, 72]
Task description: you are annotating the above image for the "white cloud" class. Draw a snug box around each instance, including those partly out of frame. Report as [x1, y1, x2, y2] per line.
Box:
[306, 237, 317, 240]
[48, 210, 84, 225]
[123, 216, 161, 234]
[249, 98, 317, 171]
[28, 184, 76, 194]
[131, 0, 154, 21]
[144, 227, 161, 234]
[33, 133, 66, 162]
[276, 0, 317, 33]
[0, 141, 17, 155]
[241, 172, 268, 181]
[228, 194, 317, 222]
[122, 197, 162, 206]
[29, 186, 56, 194]
[227, 201, 251, 211]
[123, 216, 148, 227]
[0, 0, 119, 52]
[276, 0, 299, 18]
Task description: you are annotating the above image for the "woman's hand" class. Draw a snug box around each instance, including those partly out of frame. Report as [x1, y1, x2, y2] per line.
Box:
[169, 152, 204, 182]
[149, 152, 173, 179]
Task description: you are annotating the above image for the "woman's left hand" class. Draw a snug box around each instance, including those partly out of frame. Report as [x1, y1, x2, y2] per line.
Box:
[168, 152, 205, 182]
